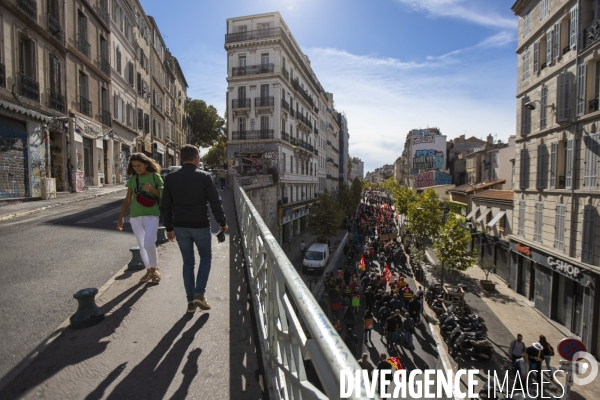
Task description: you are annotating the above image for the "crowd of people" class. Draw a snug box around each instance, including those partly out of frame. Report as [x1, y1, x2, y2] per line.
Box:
[325, 188, 425, 371]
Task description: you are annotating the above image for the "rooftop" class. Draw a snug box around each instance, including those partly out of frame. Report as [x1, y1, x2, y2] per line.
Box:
[471, 189, 514, 201]
[450, 179, 506, 194]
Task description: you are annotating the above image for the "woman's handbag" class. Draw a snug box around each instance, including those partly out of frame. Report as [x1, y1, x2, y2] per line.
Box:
[135, 174, 159, 207]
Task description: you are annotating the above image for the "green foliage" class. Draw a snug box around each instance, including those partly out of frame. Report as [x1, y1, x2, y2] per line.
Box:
[406, 188, 443, 246]
[433, 214, 477, 282]
[444, 201, 467, 218]
[409, 244, 425, 269]
[308, 190, 344, 241]
[350, 177, 363, 205]
[479, 254, 496, 281]
[336, 183, 353, 216]
[203, 134, 227, 166]
[185, 99, 224, 147]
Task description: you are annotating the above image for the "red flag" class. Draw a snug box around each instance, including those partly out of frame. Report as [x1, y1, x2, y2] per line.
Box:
[359, 255, 366, 271]
[387, 356, 402, 370]
[383, 264, 391, 283]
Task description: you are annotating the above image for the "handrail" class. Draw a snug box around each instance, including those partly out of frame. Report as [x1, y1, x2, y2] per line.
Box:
[233, 178, 367, 399]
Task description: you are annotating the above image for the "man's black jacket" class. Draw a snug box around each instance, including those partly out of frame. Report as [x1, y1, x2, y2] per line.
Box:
[161, 164, 226, 231]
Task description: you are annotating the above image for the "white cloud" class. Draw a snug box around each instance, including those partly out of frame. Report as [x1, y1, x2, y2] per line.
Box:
[396, 0, 517, 30]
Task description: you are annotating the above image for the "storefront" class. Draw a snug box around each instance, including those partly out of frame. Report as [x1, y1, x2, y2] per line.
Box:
[509, 241, 598, 354]
[473, 234, 511, 283]
[167, 147, 175, 167]
[152, 142, 164, 167]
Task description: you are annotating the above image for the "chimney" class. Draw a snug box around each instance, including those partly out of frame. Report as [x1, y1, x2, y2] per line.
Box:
[487, 134, 493, 144]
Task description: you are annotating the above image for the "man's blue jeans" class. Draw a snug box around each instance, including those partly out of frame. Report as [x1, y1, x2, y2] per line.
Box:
[174, 227, 212, 303]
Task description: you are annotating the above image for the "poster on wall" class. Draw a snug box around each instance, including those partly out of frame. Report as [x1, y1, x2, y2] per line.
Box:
[411, 148, 445, 174]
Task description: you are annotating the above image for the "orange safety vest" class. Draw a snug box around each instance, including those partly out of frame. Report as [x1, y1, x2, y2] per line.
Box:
[402, 287, 413, 300]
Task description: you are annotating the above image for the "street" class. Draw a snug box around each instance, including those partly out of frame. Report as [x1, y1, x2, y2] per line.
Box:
[0, 192, 140, 381]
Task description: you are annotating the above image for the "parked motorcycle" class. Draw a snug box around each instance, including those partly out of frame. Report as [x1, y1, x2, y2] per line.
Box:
[452, 332, 494, 360]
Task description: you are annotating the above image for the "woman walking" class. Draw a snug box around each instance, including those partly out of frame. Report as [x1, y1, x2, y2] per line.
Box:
[363, 310, 374, 344]
[539, 335, 555, 375]
[117, 153, 164, 284]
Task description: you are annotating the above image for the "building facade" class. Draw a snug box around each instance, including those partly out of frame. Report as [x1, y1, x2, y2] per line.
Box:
[402, 128, 451, 189]
[350, 157, 364, 181]
[512, 0, 599, 355]
[337, 111, 349, 184]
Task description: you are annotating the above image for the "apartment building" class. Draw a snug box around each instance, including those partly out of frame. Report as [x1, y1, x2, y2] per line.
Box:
[447, 135, 487, 186]
[225, 12, 324, 243]
[512, 0, 599, 355]
[350, 157, 364, 181]
[0, 0, 68, 197]
[132, 0, 152, 159]
[337, 111, 349, 184]
[325, 93, 340, 193]
[400, 128, 451, 189]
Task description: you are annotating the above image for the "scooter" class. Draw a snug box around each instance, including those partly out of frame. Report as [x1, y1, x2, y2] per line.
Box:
[447, 325, 487, 347]
[453, 333, 494, 360]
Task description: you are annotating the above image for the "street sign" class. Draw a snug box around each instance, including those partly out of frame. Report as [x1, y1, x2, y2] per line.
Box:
[558, 338, 587, 360]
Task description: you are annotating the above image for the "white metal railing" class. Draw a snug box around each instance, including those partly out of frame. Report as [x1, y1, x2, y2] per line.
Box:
[233, 178, 370, 400]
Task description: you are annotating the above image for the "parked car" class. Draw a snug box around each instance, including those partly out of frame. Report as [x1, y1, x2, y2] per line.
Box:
[302, 243, 330, 274]
[160, 166, 181, 179]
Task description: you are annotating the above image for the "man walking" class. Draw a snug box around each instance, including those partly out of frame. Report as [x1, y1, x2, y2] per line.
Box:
[508, 334, 527, 364]
[161, 145, 228, 313]
[300, 240, 307, 257]
[217, 167, 228, 191]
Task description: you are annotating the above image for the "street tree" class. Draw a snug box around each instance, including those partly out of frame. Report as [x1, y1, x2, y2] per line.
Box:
[433, 214, 477, 285]
[308, 190, 344, 242]
[350, 177, 363, 206]
[203, 133, 227, 166]
[406, 188, 444, 248]
[409, 244, 425, 269]
[185, 99, 224, 147]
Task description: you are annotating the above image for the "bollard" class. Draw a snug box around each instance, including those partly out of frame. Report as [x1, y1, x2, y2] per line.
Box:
[156, 226, 168, 245]
[128, 246, 145, 271]
[70, 288, 105, 329]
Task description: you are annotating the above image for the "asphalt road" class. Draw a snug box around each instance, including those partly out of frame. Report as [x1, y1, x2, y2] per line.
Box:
[0, 192, 138, 381]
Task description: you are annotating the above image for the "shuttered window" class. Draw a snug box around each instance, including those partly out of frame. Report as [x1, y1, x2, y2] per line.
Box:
[582, 207, 597, 264]
[521, 97, 531, 136]
[570, 6, 578, 50]
[546, 29, 553, 64]
[577, 64, 587, 117]
[533, 41, 539, 74]
[553, 22, 561, 60]
[523, 10, 531, 37]
[550, 142, 557, 188]
[565, 138, 574, 188]
[557, 72, 571, 123]
[520, 149, 530, 189]
[518, 200, 526, 237]
[540, 0, 549, 20]
[534, 202, 544, 242]
[540, 86, 547, 129]
[584, 133, 599, 189]
[522, 47, 530, 81]
[554, 204, 566, 252]
[536, 145, 547, 189]
[137, 108, 143, 130]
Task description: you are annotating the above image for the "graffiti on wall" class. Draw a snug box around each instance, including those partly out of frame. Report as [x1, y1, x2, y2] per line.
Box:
[238, 175, 274, 187]
[28, 128, 46, 197]
[76, 171, 85, 192]
[50, 139, 64, 191]
[411, 149, 444, 174]
[434, 171, 452, 185]
[240, 151, 279, 174]
[412, 130, 435, 145]
[240, 143, 277, 153]
[76, 149, 83, 171]
[413, 171, 453, 188]
[120, 150, 129, 182]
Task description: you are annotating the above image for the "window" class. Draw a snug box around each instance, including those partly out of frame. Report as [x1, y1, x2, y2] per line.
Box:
[570, 6, 578, 50]
[522, 10, 531, 38]
[238, 55, 246, 68]
[49, 54, 61, 94]
[577, 64, 587, 116]
[520, 149, 530, 189]
[540, 86, 547, 129]
[127, 61, 134, 87]
[19, 37, 36, 79]
[291, 155, 294, 174]
[238, 117, 246, 133]
[283, 153, 286, 173]
[546, 28, 553, 64]
[540, 0, 549, 20]
[144, 113, 149, 133]
[521, 96, 531, 136]
[582, 207, 597, 264]
[261, 53, 269, 65]
[522, 47, 530, 81]
[554, 204, 566, 252]
[260, 116, 269, 134]
[557, 72, 571, 123]
[565, 138, 574, 188]
[536, 145, 547, 189]
[79, 71, 88, 99]
[584, 133, 599, 189]
[115, 46, 121, 74]
[553, 22, 561, 61]
[126, 103, 132, 126]
[137, 72, 142, 95]
[138, 108, 143, 130]
[518, 200, 526, 237]
[260, 84, 269, 98]
[238, 86, 246, 99]
[534, 202, 543, 242]
[533, 41, 539, 74]
[550, 142, 557, 188]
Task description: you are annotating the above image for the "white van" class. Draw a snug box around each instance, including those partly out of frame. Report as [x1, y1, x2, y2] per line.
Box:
[302, 243, 330, 274]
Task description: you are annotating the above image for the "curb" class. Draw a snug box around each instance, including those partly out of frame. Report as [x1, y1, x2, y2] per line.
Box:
[0, 188, 127, 222]
[313, 232, 349, 300]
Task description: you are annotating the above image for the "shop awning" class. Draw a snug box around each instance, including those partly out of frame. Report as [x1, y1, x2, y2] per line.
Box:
[487, 210, 506, 228]
[475, 208, 492, 223]
[465, 207, 479, 219]
[0, 99, 51, 122]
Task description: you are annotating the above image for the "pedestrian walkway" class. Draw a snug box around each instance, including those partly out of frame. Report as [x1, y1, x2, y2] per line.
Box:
[0, 189, 265, 399]
[419, 247, 597, 400]
[0, 185, 128, 222]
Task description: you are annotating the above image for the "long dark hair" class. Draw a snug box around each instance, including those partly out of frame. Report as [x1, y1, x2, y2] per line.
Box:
[126, 153, 161, 176]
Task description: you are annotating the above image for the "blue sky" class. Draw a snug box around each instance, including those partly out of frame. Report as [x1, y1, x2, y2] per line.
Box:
[141, 0, 518, 173]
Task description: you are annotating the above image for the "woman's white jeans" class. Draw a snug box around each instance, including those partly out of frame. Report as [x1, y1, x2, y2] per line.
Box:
[130, 215, 159, 268]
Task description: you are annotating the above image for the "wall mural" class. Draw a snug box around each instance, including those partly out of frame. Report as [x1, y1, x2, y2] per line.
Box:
[411, 149, 445, 174]
[120, 148, 130, 182]
[413, 171, 453, 188]
[28, 126, 46, 197]
[0, 130, 27, 198]
[412, 130, 435, 145]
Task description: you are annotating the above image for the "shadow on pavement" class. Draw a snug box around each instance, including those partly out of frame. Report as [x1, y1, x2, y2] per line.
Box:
[0, 284, 148, 400]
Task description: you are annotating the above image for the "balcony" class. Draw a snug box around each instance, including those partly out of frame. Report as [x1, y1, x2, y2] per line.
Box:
[331, 146, 339, 153]
[590, 99, 599, 113]
[282, 68, 289, 80]
[18, 0, 37, 20]
[232, 130, 274, 140]
[281, 98, 289, 112]
[540, 62, 547, 71]
[98, 3, 110, 26]
[77, 34, 91, 59]
[80, 96, 92, 117]
[0, 63, 5, 88]
[584, 20, 600, 50]
[47, 14, 64, 43]
[102, 109, 111, 127]
[313, 147, 318, 155]
[281, 131, 289, 142]
[100, 55, 110, 75]
[232, 63, 274, 76]
[49, 90, 65, 113]
[20, 74, 39, 102]
[292, 78, 315, 108]
[327, 174, 332, 179]
[290, 108, 295, 118]
[326, 140, 332, 146]
[255, 96, 274, 107]
[563, 45, 570, 55]
[327, 123, 334, 132]
[314, 127, 318, 134]
[232, 98, 251, 109]
[327, 157, 334, 164]
[297, 113, 312, 129]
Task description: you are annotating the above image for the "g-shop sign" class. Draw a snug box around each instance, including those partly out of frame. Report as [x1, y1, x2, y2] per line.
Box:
[548, 257, 581, 279]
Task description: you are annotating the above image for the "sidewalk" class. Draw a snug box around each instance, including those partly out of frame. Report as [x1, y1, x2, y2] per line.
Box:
[420, 248, 597, 400]
[0, 189, 265, 399]
[0, 186, 128, 222]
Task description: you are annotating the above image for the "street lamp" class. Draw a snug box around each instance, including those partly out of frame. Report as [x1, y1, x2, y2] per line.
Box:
[417, 205, 449, 289]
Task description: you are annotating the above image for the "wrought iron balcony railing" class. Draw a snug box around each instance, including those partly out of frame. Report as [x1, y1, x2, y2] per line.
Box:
[282, 68, 289, 79]
[281, 98, 289, 111]
[314, 148, 318, 155]
[102, 109, 111, 126]
[0, 63, 5, 88]
[49, 90, 65, 113]
[254, 96, 274, 107]
[77, 34, 91, 59]
[232, 63, 274, 76]
[297, 113, 312, 129]
[314, 126, 318, 134]
[47, 14, 64, 43]
[100, 55, 110, 75]
[20, 73, 39, 102]
[292, 78, 315, 108]
[98, 3, 110, 26]
[328, 123, 334, 132]
[563, 45, 571, 55]
[18, 0, 37, 20]
[331, 146, 339, 153]
[80, 96, 92, 117]
[281, 131, 289, 142]
[327, 157, 334, 164]
[327, 140, 332, 146]
[590, 98, 599, 113]
[232, 130, 274, 140]
[290, 108, 295, 118]
[232, 98, 251, 109]
[584, 20, 600, 50]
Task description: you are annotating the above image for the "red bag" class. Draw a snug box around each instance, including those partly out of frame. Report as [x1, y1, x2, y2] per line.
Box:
[331, 301, 341, 311]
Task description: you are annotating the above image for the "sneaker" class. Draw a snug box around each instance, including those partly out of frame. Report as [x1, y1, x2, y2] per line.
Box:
[139, 270, 152, 283]
[187, 303, 196, 313]
[151, 269, 161, 284]
[193, 295, 211, 310]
